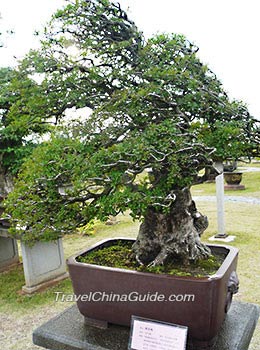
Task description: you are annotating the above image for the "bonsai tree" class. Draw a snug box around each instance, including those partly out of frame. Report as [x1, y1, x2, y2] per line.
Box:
[5, 0, 260, 266]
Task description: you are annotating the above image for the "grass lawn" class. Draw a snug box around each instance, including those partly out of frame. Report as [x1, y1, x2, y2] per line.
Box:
[0, 167, 259, 349]
[192, 164, 260, 198]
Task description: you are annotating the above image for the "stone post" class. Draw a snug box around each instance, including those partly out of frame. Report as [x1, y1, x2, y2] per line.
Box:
[0, 228, 19, 272]
[213, 162, 227, 238]
[215, 173, 227, 238]
[21, 238, 68, 294]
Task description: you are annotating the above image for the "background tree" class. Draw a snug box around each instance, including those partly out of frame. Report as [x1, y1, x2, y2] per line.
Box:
[0, 67, 57, 195]
[5, 0, 260, 266]
[0, 18, 19, 195]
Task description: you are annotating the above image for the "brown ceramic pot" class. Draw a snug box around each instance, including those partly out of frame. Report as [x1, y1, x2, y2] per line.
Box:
[67, 238, 239, 346]
[224, 172, 243, 185]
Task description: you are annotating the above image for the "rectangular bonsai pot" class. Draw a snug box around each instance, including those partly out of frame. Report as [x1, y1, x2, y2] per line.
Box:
[67, 238, 239, 344]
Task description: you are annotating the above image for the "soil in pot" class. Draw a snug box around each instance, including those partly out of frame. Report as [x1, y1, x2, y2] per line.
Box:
[77, 239, 226, 278]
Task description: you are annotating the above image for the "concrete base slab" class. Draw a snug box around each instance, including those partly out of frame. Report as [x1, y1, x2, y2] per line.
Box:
[0, 261, 21, 273]
[209, 235, 236, 242]
[22, 272, 69, 294]
[33, 301, 259, 350]
[224, 184, 245, 190]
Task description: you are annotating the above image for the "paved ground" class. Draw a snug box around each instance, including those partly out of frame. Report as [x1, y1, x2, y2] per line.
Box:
[239, 167, 260, 172]
[0, 303, 70, 350]
[194, 195, 260, 205]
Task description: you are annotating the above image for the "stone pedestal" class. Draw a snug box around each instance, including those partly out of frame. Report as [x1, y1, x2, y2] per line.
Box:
[224, 184, 245, 191]
[33, 301, 259, 350]
[0, 230, 19, 272]
[21, 238, 68, 294]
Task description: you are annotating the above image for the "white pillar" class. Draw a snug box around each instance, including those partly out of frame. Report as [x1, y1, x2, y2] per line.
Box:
[213, 162, 227, 238]
[215, 173, 227, 237]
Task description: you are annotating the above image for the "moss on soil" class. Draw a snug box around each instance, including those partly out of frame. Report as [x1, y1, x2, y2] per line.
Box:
[77, 239, 225, 277]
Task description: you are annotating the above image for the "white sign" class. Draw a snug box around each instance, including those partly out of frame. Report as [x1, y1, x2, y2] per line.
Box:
[129, 316, 188, 350]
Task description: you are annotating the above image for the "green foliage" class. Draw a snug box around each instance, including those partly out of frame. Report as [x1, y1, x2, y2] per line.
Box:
[5, 134, 88, 243]
[194, 118, 259, 161]
[3, 0, 260, 243]
[76, 219, 96, 236]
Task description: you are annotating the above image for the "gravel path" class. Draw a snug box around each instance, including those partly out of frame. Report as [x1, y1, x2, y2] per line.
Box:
[0, 303, 70, 350]
[239, 167, 260, 172]
[193, 195, 260, 205]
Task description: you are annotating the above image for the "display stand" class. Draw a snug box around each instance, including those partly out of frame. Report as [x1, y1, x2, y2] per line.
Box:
[33, 301, 259, 350]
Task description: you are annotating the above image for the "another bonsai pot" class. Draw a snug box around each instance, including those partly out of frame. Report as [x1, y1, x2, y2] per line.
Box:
[0, 207, 5, 217]
[224, 172, 245, 190]
[224, 172, 242, 185]
[0, 196, 5, 217]
[67, 238, 239, 347]
[0, 217, 11, 228]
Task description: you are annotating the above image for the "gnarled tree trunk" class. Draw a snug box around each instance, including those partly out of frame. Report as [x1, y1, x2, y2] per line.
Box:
[0, 161, 14, 197]
[132, 188, 211, 266]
